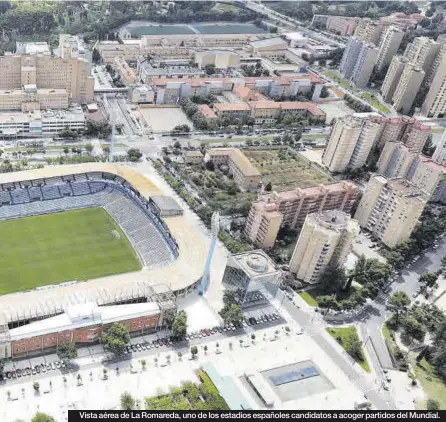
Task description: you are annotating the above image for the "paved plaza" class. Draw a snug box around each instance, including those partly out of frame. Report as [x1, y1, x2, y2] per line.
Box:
[139, 107, 193, 132]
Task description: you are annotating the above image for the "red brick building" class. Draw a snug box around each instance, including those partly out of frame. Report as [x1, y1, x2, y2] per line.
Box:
[9, 302, 160, 357]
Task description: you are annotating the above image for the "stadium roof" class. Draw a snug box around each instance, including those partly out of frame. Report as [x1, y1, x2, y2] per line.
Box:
[0, 164, 210, 321]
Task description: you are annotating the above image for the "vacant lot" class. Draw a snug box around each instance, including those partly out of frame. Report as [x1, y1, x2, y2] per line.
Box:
[0, 208, 140, 294]
[140, 107, 192, 132]
[244, 149, 331, 191]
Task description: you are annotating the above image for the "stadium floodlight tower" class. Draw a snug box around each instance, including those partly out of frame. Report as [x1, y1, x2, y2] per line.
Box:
[103, 94, 116, 163]
[198, 212, 220, 296]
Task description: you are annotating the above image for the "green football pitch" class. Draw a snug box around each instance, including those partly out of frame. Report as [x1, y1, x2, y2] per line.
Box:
[0, 207, 141, 295]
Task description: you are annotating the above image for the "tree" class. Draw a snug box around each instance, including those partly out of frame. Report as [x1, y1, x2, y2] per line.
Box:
[422, 135, 435, 157]
[33, 382, 40, 392]
[172, 310, 188, 338]
[101, 322, 130, 356]
[427, 399, 440, 410]
[388, 291, 410, 316]
[57, 342, 78, 363]
[205, 160, 215, 171]
[190, 346, 198, 358]
[31, 413, 55, 422]
[264, 181, 272, 192]
[85, 143, 94, 155]
[347, 337, 364, 361]
[402, 316, 426, 344]
[173, 141, 181, 149]
[204, 64, 216, 75]
[127, 148, 143, 162]
[92, 48, 101, 64]
[219, 303, 244, 327]
[419, 272, 438, 291]
[121, 392, 135, 410]
[320, 86, 329, 98]
[318, 59, 326, 67]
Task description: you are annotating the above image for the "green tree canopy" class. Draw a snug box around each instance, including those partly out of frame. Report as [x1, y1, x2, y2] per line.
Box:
[121, 392, 135, 410]
[172, 310, 188, 338]
[31, 412, 55, 422]
[101, 322, 130, 356]
[57, 342, 78, 363]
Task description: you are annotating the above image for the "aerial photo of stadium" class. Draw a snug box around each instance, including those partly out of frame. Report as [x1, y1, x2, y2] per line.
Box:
[0, 163, 211, 359]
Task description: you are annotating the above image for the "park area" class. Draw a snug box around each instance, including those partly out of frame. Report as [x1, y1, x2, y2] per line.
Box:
[326, 326, 371, 373]
[0, 208, 140, 294]
[243, 148, 331, 192]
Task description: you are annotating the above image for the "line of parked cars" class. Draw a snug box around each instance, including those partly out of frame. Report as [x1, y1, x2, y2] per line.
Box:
[246, 313, 280, 326]
[2, 361, 65, 381]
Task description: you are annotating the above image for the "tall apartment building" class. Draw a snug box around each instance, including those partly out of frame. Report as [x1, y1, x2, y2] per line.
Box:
[354, 176, 428, 247]
[409, 157, 446, 203]
[244, 181, 358, 248]
[432, 130, 446, 166]
[339, 38, 378, 88]
[354, 19, 385, 45]
[403, 37, 441, 74]
[289, 210, 359, 284]
[322, 116, 383, 173]
[401, 121, 431, 153]
[381, 56, 408, 102]
[113, 57, 138, 86]
[422, 54, 446, 118]
[377, 142, 417, 179]
[375, 116, 428, 150]
[391, 63, 425, 114]
[376, 26, 404, 71]
[351, 43, 379, 88]
[204, 148, 260, 190]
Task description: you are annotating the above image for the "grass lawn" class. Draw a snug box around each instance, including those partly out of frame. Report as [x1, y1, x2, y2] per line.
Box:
[299, 291, 319, 306]
[244, 149, 331, 191]
[0, 208, 141, 294]
[361, 92, 390, 114]
[410, 355, 446, 410]
[326, 326, 371, 373]
[200, 136, 274, 144]
[382, 323, 397, 355]
[324, 71, 353, 90]
[302, 133, 329, 140]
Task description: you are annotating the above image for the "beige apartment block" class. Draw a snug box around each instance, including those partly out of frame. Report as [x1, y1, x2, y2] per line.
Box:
[392, 63, 425, 115]
[289, 210, 359, 284]
[376, 26, 404, 71]
[354, 19, 385, 45]
[244, 181, 358, 248]
[113, 57, 138, 86]
[354, 176, 428, 248]
[410, 157, 446, 201]
[184, 150, 204, 165]
[402, 121, 431, 153]
[422, 54, 446, 118]
[381, 56, 408, 103]
[204, 148, 260, 191]
[244, 201, 283, 249]
[323, 115, 383, 173]
[248, 101, 281, 123]
[213, 103, 251, 120]
[377, 142, 417, 179]
[323, 116, 363, 173]
[403, 36, 441, 73]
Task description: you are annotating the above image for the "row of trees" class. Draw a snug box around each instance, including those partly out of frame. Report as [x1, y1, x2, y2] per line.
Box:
[344, 94, 373, 113]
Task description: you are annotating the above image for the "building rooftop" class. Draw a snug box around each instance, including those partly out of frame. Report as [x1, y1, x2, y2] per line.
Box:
[213, 103, 251, 112]
[198, 104, 217, 119]
[232, 250, 280, 279]
[250, 37, 288, 49]
[280, 102, 325, 116]
[16, 41, 50, 55]
[151, 195, 183, 215]
[248, 101, 281, 110]
[207, 148, 261, 177]
[185, 150, 204, 158]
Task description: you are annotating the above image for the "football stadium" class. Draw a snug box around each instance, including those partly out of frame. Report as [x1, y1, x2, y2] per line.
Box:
[0, 163, 209, 359]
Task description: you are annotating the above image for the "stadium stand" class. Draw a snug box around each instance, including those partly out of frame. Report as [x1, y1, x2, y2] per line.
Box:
[0, 172, 179, 269]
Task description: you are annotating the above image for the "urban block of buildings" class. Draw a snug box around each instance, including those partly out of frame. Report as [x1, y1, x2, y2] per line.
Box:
[322, 115, 431, 174]
[244, 181, 358, 249]
[354, 176, 428, 248]
[289, 210, 359, 284]
[204, 148, 261, 191]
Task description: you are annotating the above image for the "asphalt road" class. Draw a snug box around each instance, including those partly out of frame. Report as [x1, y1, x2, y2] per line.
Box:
[359, 235, 446, 371]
